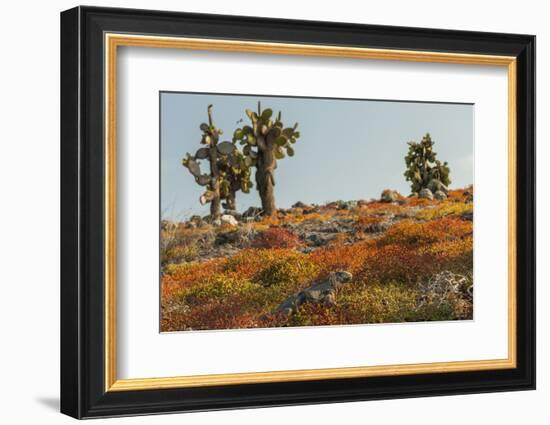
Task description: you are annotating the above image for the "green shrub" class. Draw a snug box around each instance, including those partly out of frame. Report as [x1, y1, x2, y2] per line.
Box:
[177, 274, 257, 306]
[252, 254, 318, 287]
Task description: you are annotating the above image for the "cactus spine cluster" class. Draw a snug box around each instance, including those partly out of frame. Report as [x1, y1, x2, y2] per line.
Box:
[233, 102, 300, 216]
[404, 133, 451, 194]
[182, 105, 252, 218]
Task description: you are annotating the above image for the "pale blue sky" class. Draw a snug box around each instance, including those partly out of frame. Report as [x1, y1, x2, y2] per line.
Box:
[161, 92, 473, 221]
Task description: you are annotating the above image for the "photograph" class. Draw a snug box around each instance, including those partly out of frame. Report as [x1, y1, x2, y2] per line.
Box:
[160, 92, 474, 332]
[57, 5, 536, 419]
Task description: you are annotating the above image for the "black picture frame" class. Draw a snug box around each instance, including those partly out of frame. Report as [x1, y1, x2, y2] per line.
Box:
[61, 5, 536, 419]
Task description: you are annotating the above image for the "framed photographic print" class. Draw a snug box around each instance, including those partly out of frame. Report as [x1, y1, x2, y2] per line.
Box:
[60, 6, 536, 419]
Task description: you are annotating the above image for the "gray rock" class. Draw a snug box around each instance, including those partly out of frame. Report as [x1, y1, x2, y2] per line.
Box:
[305, 233, 335, 247]
[334, 200, 357, 210]
[216, 226, 256, 246]
[364, 220, 391, 234]
[188, 215, 205, 228]
[463, 190, 474, 203]
[380, 189, 402, 203]
[216, 229, 246, 245]
[419, 188, 434, 200]
[223, 210, 242, 219]
[302, 206, 320, 215]
[461, 211, 473, 221]
[242, 206, 263, 219]
[283, 223, 298, 230]
[292, 201, 309, 209]
[198, 229, 216, 245]
[161, 220, 178, 231]
[219, 246, 240, 256]
[434, 190, 447, 200]
[394, 210, 417, 219]
[373, 211, 396, 219]
[343, 201, 358, 210]
[320, 224, 340, 234]
[417, 271, 472, 308]
[427, 179, 448, 194]
[220, 214, 238, 226]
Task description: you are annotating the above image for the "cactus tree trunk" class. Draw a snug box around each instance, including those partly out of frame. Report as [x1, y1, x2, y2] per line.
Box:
[256, 143, 276, 216]
[208, 107, 221, 219]
[209, 172, 221, 218]
[234, 101, 300, 217]
[225, 189, 237, 211]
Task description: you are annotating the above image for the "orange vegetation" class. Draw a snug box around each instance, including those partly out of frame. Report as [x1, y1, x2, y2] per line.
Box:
[161, 188, 474, 331]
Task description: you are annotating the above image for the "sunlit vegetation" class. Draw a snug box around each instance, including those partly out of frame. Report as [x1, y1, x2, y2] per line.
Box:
[160, 187, 474, 331]
[250, 227, 302, 249]
[168, 103, 472, 331]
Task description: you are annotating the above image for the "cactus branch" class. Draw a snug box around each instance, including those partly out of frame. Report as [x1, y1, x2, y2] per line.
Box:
[233, 103, 300, 216]
[404, 133, 451, 194]
[207, 104, 213, 126]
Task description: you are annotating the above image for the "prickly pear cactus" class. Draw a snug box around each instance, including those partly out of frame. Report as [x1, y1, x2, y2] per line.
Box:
[218, 150, 253, 211]
[233, 102, 300, 216]
[182, 105, 253, 216]
[404, 133, 451, 195]
[181, 105, 222, 217]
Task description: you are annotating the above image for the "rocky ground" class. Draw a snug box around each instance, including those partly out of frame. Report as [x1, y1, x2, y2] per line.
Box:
[160, 186, 474, 331]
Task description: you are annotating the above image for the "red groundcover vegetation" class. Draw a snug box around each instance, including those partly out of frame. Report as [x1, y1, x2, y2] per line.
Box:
[161, 188, 473, 331]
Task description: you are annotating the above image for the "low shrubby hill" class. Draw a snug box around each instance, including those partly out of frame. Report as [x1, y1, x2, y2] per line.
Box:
[161, 186, 474, 331]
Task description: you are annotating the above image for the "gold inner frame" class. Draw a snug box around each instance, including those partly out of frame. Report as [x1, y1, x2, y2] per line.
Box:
[104, 33, 517, 392]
